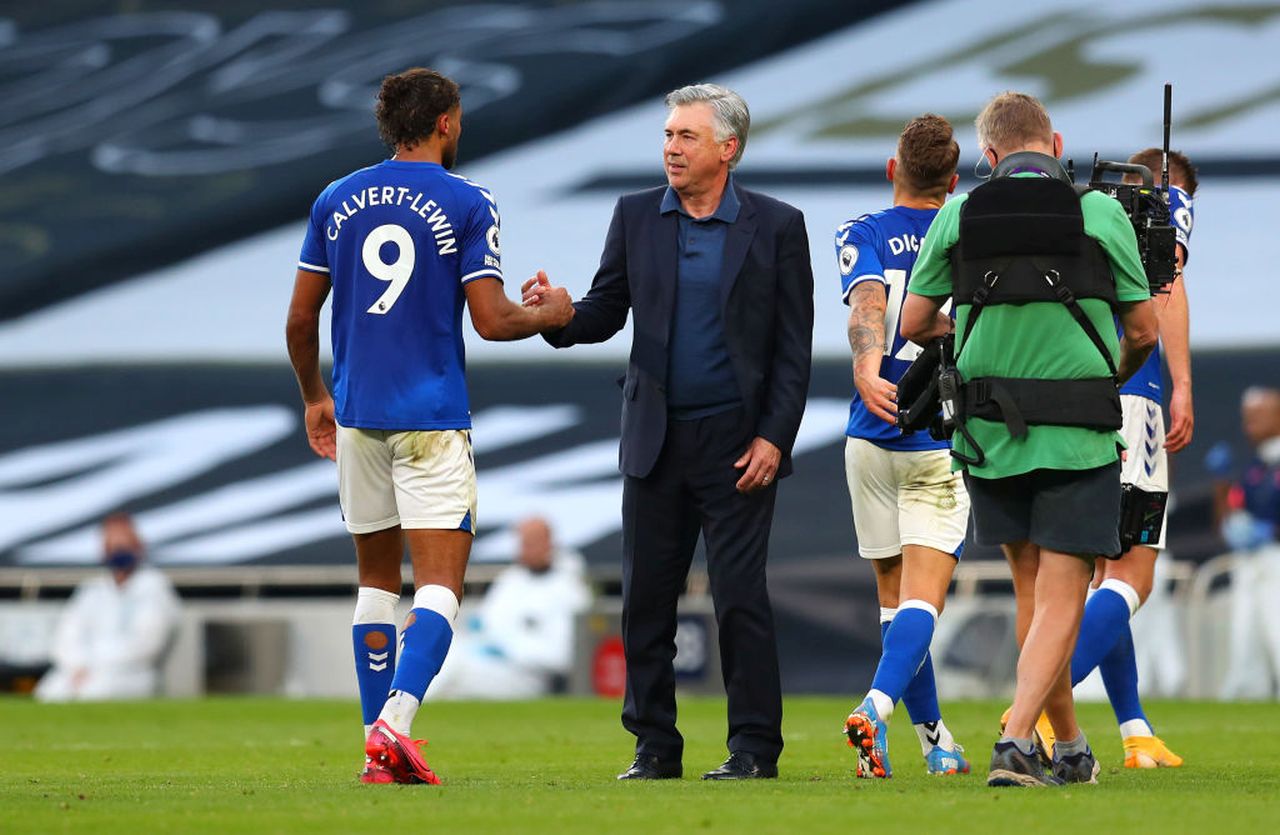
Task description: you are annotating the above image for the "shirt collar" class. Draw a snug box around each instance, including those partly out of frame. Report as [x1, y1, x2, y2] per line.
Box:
[660, 175, 740, 223]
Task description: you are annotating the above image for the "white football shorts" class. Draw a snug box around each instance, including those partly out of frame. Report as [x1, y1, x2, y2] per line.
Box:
[844, 437, 970, 559]
[336, 424, 477, 535]
[1119, 394, 1169, 549]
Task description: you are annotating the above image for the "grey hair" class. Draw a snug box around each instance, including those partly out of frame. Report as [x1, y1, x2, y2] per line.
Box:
[664, 83, 750, 169]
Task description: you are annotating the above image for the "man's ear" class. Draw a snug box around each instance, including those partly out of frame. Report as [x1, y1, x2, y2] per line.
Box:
[436, 110, 452, 139]
[1052, 131, 1064, 159]
[720, 135, 739, 165]
[984, 147, 998, 167]
[947, 172, 959, 194]
[886, 157, 896, 184]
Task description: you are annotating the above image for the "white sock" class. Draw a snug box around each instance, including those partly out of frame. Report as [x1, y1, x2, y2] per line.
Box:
[915, 718, 957, 755]
[363, 724, 372, 740]
[879, 607, 897, 626]
[866, 688, 894, 721]
[413, 584, 460, 627]
[378, 689, 421, 737]
[353, 586, 399, 625]
[1119, 718, 1154, 739]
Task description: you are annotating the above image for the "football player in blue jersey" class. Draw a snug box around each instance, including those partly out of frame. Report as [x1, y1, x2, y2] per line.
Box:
[285, 67, 573, 784]
[837, 114, 972, 779]
[1031, 149, 1196, 769]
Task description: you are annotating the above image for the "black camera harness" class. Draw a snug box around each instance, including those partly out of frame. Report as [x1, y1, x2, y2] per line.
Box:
[943, 152, 1124, 466]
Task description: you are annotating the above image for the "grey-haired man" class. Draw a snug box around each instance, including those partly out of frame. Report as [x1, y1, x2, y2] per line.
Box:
[525, 83, 814, 780]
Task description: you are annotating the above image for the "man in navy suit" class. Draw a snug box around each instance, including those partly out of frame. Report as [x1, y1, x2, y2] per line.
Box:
[523, 83, 814, 781]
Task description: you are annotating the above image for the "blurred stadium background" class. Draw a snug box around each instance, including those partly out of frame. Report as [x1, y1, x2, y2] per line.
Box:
[1, 0, 1277, 703]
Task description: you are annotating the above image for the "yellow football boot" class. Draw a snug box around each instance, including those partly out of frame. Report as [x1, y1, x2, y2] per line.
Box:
[1123, 735, 1184, 769]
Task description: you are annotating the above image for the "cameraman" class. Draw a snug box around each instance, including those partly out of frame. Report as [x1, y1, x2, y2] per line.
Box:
[901, 92, 1157, 787]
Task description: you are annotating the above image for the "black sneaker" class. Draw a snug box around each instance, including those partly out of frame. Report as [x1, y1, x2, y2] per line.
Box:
[987, 741, 1065, 787]
[1052, 746, 1100, 784]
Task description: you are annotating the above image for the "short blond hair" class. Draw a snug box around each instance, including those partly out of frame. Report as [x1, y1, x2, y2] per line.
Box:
[975, 92, 1053, 153]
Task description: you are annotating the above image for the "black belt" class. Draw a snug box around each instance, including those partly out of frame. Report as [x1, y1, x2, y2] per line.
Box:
[962, 377, 1122, 439]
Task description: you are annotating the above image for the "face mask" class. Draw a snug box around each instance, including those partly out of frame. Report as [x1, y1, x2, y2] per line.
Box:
[106, 550, 140, 572]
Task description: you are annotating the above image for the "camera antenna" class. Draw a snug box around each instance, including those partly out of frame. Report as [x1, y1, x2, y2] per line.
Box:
[1161, 83, 1172, 196]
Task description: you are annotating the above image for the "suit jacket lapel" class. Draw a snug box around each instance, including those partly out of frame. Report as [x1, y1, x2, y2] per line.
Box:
[720, 188, 756, 311]
[654, 207, 679, 346]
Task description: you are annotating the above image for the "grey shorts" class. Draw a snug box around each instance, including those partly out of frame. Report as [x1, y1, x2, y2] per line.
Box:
[964, 461, 1121, 558]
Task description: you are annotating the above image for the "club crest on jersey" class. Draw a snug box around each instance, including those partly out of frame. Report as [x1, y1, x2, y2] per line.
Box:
[839, 244, 858, 275]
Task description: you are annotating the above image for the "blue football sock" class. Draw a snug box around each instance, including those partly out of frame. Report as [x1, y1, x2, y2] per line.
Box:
[1071, 585, 1134, 686]
[389, 607, 454, 702]
[353, 623, 397, 726]
[1097, 621, 1151, 732]
[870, 603, 937, 711]
[352, 587, 400, 732]
[901, 651, 942, 726]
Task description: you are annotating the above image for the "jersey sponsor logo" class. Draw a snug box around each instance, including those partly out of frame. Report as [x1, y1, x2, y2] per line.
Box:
[838, 244, 858, 275]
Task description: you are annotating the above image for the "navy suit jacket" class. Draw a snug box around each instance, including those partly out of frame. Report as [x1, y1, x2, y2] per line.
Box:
[545, 183, 815, 479]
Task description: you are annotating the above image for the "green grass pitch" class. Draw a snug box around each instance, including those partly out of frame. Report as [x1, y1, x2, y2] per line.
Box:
[2, 696, 1277, 833]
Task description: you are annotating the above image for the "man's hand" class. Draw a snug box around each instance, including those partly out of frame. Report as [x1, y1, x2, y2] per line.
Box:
[734, 436, 781, 494]
[305, 396, 337, 461]
[855, 371, 897, 425]
[537, 285, 575, 329]
[1165, 386, 1194, 453]
[521, 269, 574, 329]
[521, 270, 552, 305]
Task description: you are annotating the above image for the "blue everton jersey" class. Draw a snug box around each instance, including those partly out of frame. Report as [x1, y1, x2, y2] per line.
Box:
[835, 206, 949, 451]
[298, 160, 503, 430]
[1119, 185, 1194, 401]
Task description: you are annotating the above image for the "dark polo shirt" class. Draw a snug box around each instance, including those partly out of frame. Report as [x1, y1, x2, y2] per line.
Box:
[660, 178, 743, 420]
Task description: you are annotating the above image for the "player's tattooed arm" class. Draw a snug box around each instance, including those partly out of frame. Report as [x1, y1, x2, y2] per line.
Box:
[847, 282, 887, 363]
[847, 282, 897, 424]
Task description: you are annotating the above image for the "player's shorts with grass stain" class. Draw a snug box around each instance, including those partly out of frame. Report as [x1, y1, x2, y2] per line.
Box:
[844, 437, 969, 559]
[336, 424, 477, 534]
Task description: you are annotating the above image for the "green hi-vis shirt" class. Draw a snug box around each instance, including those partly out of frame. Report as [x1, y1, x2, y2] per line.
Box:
[908, 177, 1151, 480]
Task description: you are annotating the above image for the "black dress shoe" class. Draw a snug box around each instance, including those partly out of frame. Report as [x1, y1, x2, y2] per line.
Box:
[617, 753, 682, 780]
[701, 751, 778, 780]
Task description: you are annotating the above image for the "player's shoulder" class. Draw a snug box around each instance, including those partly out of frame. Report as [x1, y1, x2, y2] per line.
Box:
[442, 169, 498, 208]
[836, 207, 898, 245]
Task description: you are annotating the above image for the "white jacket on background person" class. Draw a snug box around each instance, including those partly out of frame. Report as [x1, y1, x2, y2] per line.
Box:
[428, 548, 592, 699]
[36, 566, 181, 701]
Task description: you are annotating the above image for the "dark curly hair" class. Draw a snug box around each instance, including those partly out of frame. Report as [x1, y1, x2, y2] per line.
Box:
[375, 67, 461, 152]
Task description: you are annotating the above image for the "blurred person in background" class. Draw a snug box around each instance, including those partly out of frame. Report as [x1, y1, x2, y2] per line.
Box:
[1063, 149, 1198, 769]
[286, 67, 574, 785]
[1217, 387, 1280, 699]
[36, 513, 181, 702]
[429, 516, 591, 699]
